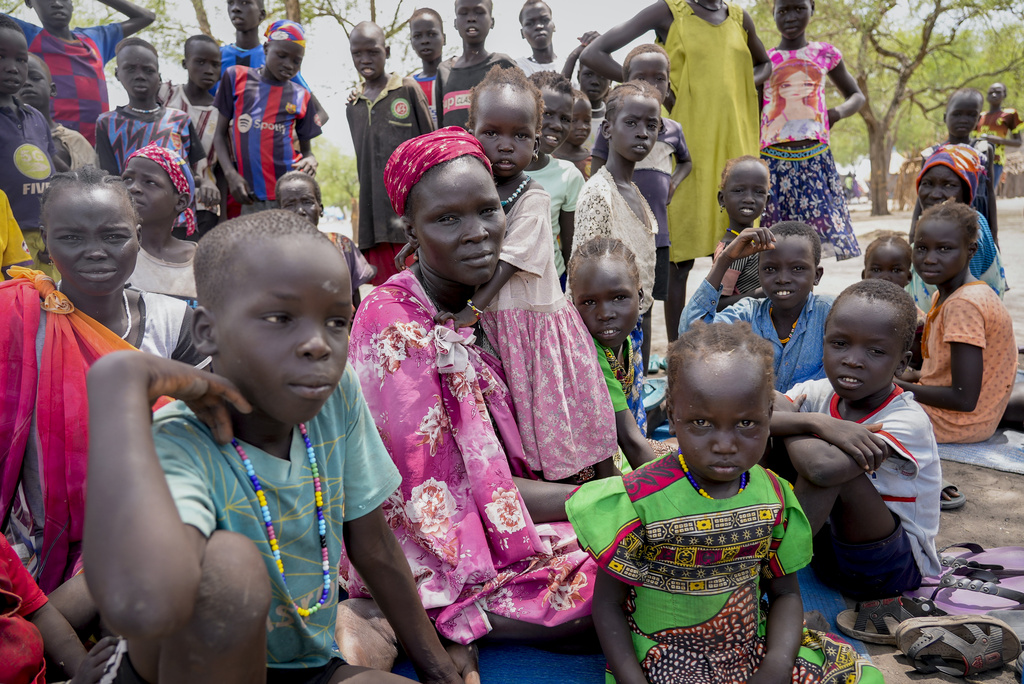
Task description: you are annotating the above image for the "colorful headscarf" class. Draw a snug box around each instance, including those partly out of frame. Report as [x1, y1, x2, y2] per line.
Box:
[126, 143, 197, 236]
[383, 126, 493, 216]
[264, 19, 306, 47]
[917, 143, 982, 204]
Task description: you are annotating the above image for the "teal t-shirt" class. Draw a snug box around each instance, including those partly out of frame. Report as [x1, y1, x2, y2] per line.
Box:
[594, 338, 628, 413]
[152, 365, 402, 668]
[528, 156, 586, 275]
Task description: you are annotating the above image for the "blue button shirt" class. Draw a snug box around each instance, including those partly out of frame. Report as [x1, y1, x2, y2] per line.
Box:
[680, 279, 834, 392]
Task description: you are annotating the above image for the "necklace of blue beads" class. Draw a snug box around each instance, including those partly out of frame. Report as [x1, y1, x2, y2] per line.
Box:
[678, 449, 748, 499]
[231, 423, 330, 618]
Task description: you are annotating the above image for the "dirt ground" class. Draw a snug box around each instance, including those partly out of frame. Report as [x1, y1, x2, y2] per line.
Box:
[647, 198, 1024, 683]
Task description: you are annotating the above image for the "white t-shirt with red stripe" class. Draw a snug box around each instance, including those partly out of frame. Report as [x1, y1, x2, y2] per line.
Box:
[786, 380, 942, 577]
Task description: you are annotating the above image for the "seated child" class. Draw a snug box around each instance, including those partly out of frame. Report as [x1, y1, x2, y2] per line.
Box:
[773, 280, 941, 619]
[568, 237, 657, 467]
[408, 8, 445, 126]
[215, 20, 321, 215]
[897, 201, 1017, 444]
[553, 89, 593, 179]
[566, 321, 880, 683]
[5, 0, 154, 145]
[436, 0, 515, 128]
[573, 81, 661, 370]
[20, 54, 98, 169]
[347, 21, 433, 286]
[515, 0, 559, 76]
[525, 71, 585, 286]
[0, 17, 60, 278]
[460, 68, 618, 483]
[711, 155, 770, 309]
[83, 210, 467, 683]
[275, 171, 376, 308]
[95, 38, 207, 178]
[157, 34, 224, 238]
[593, 45, 691, 338]
[680, 221, 832, 392]
[0, 534, 117, 683]
[123, 144, 198, 304]
[909, 143, 1006, 313]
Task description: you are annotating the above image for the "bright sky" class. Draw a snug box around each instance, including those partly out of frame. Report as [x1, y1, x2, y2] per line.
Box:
[9, 0, 701, 154]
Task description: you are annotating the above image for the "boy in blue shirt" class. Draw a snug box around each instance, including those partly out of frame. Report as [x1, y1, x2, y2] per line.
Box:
[84, 211, 468, 683]
[680, 221, 833, 392]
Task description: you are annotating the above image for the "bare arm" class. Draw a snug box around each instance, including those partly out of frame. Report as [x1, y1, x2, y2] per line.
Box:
[741, 10, 772, 87]
[436, 261, 520, 329]
[581, 1, 673, 82]
[214, 116, 254, 205]
[747, 573, 803, 684]
[97, 0, 156, 37]
[980, 133, 1022, 148]
[593, 571, 648, 684]
[294, 139, 318, 176]
[559, 211, 575, 269]
[512, 477, 575, 522]
[617, 409, 656, 469]
[344, 508, 462, 684]
[895, 342, 983, 411]
[561, 31, 600, 79]
[705, 226, 775, 292]
[27, 602, 88, 678]
[825, 60, 865, 125]
[985, 152, 998, 241]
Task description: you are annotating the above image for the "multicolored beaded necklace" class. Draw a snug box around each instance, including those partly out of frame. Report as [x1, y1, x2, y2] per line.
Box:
[678, 450, 748, 499]
[500, 175, 530, 208]
[231, 424, 330, 618]
[602, 337, 635, 391]
[768, 305, 798, 345]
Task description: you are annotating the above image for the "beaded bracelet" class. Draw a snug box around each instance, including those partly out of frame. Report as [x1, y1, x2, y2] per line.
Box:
[467, 299, 484, 321]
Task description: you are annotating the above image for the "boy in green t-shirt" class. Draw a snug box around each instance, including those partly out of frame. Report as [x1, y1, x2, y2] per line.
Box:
[84, 211, 468, 683]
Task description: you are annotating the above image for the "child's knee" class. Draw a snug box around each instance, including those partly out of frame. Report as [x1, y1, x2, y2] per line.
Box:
[193, 531, 272, 643]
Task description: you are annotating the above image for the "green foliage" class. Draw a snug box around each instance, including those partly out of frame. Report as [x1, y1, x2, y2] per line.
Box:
[313, 140, 359, 210]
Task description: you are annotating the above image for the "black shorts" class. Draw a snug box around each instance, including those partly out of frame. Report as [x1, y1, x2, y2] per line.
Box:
[652, 246, 669, 301]
[811, 512, 923, 600]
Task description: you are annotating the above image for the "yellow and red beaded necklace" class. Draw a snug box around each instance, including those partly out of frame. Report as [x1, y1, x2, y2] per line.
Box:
[769, 305, 798, 345]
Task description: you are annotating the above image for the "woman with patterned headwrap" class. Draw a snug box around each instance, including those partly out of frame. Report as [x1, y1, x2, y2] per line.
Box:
[338, 127, 597, 651]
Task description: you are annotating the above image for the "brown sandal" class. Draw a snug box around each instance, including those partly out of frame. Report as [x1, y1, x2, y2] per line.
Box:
[895, 615, 1022, 677]
[836, 596, 945, 645]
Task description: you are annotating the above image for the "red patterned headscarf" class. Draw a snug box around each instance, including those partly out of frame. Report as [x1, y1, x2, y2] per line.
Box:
[126, 144, 197, 236]
[917, 143, 982, 204]
[384, 126, 493, 216]
[265, 19, 306, 47]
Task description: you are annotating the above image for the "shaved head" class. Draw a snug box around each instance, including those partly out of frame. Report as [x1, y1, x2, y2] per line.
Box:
[351, 21, 386, 44]
[28, 53, 51, 81]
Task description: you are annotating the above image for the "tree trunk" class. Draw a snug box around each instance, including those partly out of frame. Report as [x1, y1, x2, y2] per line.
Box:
[285, 0, 301, 21]
[189, 0, 215, 38]
[866, 129, 891, 216]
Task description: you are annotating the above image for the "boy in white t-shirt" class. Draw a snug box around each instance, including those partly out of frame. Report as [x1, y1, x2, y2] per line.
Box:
[770, 280, 941, 613]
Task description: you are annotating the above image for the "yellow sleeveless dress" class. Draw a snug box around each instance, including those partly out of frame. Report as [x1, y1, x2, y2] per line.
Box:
[662, 0, 760, 263]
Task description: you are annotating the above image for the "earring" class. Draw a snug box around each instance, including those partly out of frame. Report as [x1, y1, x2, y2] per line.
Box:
[532, 151, 539, 161]
[719, 206, 724, 213]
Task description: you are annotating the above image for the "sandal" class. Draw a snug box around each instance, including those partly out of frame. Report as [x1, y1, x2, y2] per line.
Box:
[836, 596, 945, 645]
[941, 480, 967, 510]
[895, 615, 1022, 677]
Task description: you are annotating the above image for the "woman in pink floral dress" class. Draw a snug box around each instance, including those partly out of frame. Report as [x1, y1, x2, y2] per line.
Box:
[339, 128, 597, 646]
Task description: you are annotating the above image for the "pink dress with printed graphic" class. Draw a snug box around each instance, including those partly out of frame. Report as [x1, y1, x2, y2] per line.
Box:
[760, 43, 842, 148]
[340, 269, 596, 644]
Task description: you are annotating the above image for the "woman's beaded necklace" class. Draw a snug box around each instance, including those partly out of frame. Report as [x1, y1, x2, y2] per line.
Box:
[769, 305, 798, 345]
[678, 450, 748, 499]
[500, 175, 530, 208]
[231, 424, 330, 618]
[602, 337, 635, 391]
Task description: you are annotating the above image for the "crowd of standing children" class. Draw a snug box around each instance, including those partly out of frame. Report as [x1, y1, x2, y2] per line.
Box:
[0, 0, 1022, 681]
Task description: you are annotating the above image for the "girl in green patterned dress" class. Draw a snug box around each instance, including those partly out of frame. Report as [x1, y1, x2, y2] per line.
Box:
[566, 320, 882, 683]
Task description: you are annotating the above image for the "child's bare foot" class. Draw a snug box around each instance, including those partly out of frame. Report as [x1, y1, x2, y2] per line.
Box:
[444, 640, 481, 684]
[335, 598, 398, 671]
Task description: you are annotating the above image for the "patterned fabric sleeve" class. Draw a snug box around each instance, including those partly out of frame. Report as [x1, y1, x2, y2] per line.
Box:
[500, 189, 551, 277]
[759, 469, 812, 580]
[78, 23, 124, 64]
[566, 472, 646, 585]
[815, 42, 843, 72]
[940, 296, 988, 348]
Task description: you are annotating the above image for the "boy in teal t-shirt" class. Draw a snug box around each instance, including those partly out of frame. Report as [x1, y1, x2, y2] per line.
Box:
[84, 211, 466, 683]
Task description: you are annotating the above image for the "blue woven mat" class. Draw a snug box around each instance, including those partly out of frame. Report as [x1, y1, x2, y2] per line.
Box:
[797, 566, 868, 657]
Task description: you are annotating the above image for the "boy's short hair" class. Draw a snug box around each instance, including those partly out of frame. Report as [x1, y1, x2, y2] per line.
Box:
[518, 0, 551, 23]
[528, 70, 572, 98]
[828, 279, 918, 353]
[410, 7, 444, 27]
[40, 165, 140, 227]
[621, 43, 669, 82]
[864, 232, 912, 267]
[668, 321, 775, 397]
[184, 34, 219, 55]
[571, 88, 587, 103]
[275, 170, 322, 205]
[195, 210, 335, 310]
[918, 199, 979, 245]
[948, 87, 984, 109]
[771, 220, 822, 265]
[605, 80, 661, 123]
[467, 65, 543, 134]
[0, 14, 26, 36]
[719, 155, 770, 190]
[116, 36, 159, 59]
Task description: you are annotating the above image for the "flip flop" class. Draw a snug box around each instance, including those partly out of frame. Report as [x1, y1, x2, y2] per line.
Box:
[836, 596, 945, 645]
[941, 480, 966, 510]
[895, 615, 1022, 677]
[910, 569, 1024, 615]
[941, 543, 1024, 577]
